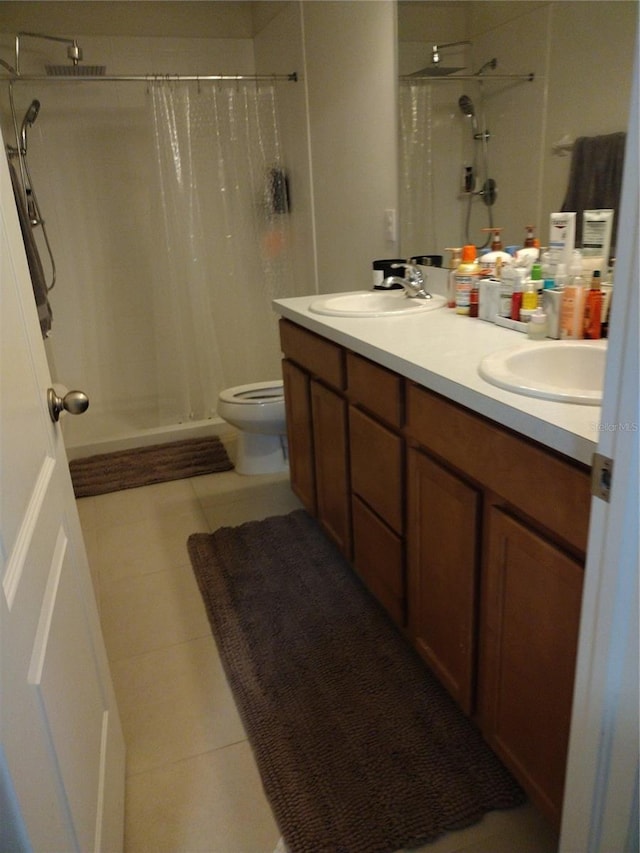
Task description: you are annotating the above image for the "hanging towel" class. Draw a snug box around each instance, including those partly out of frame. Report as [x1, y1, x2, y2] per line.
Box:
[561, 131, 626, 251]
[8, 159, 52, 337]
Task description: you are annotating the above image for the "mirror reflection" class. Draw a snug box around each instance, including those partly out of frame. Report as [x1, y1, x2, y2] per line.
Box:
[397, 1, 637, 259]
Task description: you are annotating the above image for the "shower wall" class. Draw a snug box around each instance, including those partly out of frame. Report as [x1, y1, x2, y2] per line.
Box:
[0, 11, 314, 457]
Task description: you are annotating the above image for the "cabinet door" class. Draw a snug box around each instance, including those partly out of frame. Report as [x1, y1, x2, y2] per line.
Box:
[310, 380, 351, 556]
[407, 447, 480, 714]
[480, 507, 583, 828]
[282, 359, 316, 514]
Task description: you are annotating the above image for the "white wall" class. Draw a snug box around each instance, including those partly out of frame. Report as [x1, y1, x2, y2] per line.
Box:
[302, 1, 399, 292]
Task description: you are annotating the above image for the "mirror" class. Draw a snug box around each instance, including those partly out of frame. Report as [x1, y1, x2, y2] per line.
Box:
[397, 1, 637, 260]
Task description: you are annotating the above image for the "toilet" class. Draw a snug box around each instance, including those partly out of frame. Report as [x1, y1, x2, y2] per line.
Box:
[217, 380, 288, 475]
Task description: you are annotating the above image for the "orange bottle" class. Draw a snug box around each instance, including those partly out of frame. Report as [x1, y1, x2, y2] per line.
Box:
[454, 245, 479, 316]
[584, 270, 602, 339]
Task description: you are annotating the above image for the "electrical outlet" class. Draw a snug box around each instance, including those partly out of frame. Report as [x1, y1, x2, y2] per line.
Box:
[384, 208, 397, 242]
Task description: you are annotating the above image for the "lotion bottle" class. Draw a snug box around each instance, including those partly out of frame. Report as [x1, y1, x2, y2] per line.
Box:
[455, 245, 479, 315]
[560, 258, 586, 339]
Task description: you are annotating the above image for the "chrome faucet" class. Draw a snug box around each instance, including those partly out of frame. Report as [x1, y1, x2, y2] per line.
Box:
[382, 262, 432, 299]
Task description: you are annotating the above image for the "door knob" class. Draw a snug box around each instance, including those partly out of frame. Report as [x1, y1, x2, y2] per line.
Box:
[47, 388, 89, 423]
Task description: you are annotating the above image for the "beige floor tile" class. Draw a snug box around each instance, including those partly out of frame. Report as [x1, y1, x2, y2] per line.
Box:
[405, 803, 557, 853]
[100, 563, 211, 662]
[95, 504, 210, 586]
[124, 742, 281, 853]
[190, 468, 291, 502]
[88, 478, 202, 529]
[199, 479, 302, 531]
[113, 636, 247, 776]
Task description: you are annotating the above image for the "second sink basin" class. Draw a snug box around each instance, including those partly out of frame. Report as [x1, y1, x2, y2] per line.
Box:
[310, 290, 446, 317]
[479, 339, 607, 405]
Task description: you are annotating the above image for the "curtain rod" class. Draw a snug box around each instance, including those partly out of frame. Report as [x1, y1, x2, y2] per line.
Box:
[2, 71, 298, 83]
[400, 73, 534, 82]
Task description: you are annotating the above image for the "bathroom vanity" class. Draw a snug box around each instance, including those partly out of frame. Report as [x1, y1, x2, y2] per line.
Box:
[274, 293, 598, 830]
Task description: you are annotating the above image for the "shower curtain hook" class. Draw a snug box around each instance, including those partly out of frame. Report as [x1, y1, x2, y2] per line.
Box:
[197, 74, 201, 95]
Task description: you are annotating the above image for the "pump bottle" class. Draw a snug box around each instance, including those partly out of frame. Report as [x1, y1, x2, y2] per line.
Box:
[454, 245, 479, 315]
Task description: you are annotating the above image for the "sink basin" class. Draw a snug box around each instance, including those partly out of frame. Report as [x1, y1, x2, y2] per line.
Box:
[478, 340, 607, 405]
[309, 290, 446, 317]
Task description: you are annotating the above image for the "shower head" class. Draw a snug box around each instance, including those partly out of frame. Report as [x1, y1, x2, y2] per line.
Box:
[45, 63, 106, 76]
[20, 99, 40, 152]
[458, 95, 475, 119]
[409, 65, 464, 77]
[458, 94, 479, 133]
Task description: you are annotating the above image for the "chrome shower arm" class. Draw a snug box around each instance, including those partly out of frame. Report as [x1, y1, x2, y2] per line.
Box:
[15, 31, 82, 75]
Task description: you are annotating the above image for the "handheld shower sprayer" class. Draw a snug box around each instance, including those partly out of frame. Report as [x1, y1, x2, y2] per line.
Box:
[458, 95, 478, 133]
[20, 99, 40, 153]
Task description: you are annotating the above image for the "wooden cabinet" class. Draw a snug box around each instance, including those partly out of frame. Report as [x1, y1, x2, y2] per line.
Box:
[407, 447, 480, 714]
[281, 359, 316, 513]
[405, 382, 590, 827]
[310, 380, 351, 555]
[347, 354, 405, 627]
[280, 319, 591, 827]
[280, 320, 350, 556]
[480, 508, 583, 828]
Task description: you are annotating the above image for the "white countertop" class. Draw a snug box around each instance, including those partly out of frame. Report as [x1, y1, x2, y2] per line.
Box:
[273, 292, 601, 467]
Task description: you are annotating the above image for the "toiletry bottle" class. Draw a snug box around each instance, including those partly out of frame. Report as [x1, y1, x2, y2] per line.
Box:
[483, 227, 504, 252]
[560, 257, 586, 339]
[469, 278, 480, 318]
[522, 276, 538, 312]
[541, 250, 556, 290]
[529, 262, 543, 307]
[555, 263, 567, 291]
[524, 225, 536, 248]
[510, 270, 524, 320]
[584, 270, 602, 339]
[527, 307, 547, 340]
[455, 245, 479, 316]
[445, 248, 462, 308]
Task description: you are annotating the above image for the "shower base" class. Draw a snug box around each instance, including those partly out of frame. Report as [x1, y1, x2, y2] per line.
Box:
[63, 409, 233, 462]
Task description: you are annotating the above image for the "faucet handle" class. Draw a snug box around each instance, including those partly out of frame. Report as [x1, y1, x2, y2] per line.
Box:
[392, 261, 425, 282]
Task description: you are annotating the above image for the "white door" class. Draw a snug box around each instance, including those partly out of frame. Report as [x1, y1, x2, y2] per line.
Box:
[0, 130, 125, 849]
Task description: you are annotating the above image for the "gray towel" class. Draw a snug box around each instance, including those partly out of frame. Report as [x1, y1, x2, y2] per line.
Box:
[8, 159, 52, 337]
[561, 131, 626, 252]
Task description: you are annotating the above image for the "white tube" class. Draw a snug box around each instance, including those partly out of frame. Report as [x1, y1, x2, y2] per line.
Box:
[550, 212, 576, 270]
[582, 209, 614, 267]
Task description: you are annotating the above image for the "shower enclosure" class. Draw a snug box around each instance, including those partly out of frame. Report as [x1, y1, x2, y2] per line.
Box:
[1, 31, 306, 458]
[398, 55, 535, 259]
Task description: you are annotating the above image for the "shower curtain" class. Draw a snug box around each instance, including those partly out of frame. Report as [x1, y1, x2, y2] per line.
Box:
[149, 81, 293, 425]
[399, 83, 436, 257]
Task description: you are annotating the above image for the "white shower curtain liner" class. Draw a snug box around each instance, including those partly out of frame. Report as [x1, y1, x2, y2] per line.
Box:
[149, 80, 293, 425]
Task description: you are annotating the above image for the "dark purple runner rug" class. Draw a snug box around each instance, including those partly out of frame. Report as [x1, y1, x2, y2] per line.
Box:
[69, 435, 233, 497]
[187, 509, 525, 853]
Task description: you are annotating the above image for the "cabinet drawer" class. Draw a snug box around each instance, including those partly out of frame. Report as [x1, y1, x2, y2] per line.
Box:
[406, 383, 591, 554]
[279, 320, 346, 390]
[352, 496, 404, 627]
[349, 406, 403, 534]
[347, 351, 403, 427]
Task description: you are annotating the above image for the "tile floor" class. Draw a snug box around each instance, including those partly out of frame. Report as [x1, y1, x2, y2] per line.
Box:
[76, 434, 559, 853]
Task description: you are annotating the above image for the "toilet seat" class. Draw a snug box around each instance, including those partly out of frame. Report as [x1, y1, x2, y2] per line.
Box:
[219, 380, 284, 405]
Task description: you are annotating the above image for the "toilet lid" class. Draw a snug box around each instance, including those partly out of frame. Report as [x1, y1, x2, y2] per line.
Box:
[219, 380, 284, 405]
